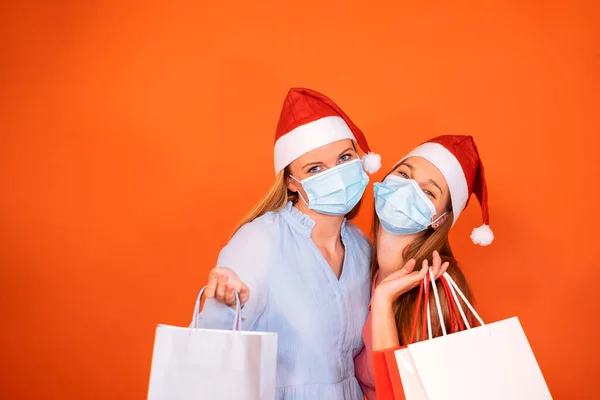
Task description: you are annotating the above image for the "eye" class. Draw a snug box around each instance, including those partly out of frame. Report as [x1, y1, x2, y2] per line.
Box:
[423, 189, 436, 199]
[398, 171, 410, 179]
[307, 166, 322, 174]
[337, 153, 353, 164]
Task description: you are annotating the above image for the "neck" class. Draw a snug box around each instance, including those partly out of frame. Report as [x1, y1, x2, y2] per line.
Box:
[376, 228, 419, 281]
[294, 202, 344, 251]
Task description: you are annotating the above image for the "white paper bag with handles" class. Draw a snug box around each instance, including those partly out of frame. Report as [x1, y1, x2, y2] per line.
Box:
[147, 288, 278, 400]
[396, 270, 552, 400]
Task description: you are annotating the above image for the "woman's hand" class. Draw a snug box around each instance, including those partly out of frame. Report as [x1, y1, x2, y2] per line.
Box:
[372, 250, 449, 307]
[204, 267, 250, 308]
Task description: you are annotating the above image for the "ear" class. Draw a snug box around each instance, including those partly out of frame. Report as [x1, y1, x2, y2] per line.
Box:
[432, 212, 449, 230]
[286, 175, 299, 193]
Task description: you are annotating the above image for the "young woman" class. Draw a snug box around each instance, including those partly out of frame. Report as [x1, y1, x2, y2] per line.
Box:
[195, 88, 381, 399]
[354, 135, 494, 399]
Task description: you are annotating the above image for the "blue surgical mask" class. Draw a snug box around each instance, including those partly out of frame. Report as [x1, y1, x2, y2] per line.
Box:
[291, 159, 369, 216]
[373, 175, 445, 235]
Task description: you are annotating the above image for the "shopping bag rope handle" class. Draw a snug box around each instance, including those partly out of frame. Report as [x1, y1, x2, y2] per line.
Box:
[440, 275, 465, 332]
[427, 273, 486, 337]
[408, 279, 424, 343]
[427, 269, 447, 339]
[442, 274, 471, 329]
[192, 287, 242, 332]
[443, 273, 485, 328]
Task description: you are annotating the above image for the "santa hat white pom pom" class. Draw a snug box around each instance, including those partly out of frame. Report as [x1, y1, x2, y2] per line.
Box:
[470, 224, 494, 246]
[362, 152, 381, 174]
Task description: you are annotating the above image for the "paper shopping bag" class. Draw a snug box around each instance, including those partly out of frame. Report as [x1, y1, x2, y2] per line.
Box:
[373, 347, 404, 400]
[394, 271, 552, 400]
[374, 346, 428, 400]
[374, 275, 436, 400]
[147, 288, 278, 400]
[408, 316, 550, 400]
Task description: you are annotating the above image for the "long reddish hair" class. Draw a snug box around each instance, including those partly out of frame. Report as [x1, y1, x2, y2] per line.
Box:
[370, 167, 477, 344]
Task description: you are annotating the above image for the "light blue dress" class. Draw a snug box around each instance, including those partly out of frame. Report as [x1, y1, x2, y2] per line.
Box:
[196, 201, 371, 399]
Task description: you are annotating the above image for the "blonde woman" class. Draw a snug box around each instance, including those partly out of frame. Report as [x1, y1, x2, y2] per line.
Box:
[195, 88, 381, 399]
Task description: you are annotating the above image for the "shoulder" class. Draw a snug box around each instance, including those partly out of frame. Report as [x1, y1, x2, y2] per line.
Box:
[230, 212, 280, 244]
[219, 212, 281, 260]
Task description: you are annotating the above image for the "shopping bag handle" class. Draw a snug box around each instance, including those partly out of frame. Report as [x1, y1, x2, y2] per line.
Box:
[424, 272, 487, 339]
[442, 274, 471, 329]
[410, 269, 487, 342]
[192, 287, 242, 332]
[408, 279, 424, 343]
[442, 272, 485, 329]
[427, 269, 447, 339]
[409, 274, 438, 342]
[417, 271, 488, 341]
[440, 275, 465, 332]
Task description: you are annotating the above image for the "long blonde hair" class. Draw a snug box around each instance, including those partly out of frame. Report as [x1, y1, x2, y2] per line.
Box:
[233, 166, 362, 235]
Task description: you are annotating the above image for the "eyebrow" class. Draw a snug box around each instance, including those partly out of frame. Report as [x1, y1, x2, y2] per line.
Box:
[428, 179, 443, 195]
[338, 147, 354, 157]
[302, 147, 355, 169]
[301, 161, 321, 170]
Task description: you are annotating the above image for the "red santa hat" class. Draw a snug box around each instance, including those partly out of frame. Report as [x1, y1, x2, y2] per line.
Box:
[401, 135, 494, 246]
[274, 88, 381, 174]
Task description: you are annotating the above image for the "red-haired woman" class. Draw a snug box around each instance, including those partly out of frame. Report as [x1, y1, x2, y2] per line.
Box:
[355, 135, 494, 399]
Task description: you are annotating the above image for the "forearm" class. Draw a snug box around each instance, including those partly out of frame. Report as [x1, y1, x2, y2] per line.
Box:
[370, 296, 400, 351]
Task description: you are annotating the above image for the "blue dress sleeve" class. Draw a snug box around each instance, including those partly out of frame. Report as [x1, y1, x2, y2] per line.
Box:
[194, 216, 275, 331]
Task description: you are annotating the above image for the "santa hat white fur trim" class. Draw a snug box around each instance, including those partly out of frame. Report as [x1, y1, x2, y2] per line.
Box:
[274, 116, 354, 174]
[402, 142, 468, 224]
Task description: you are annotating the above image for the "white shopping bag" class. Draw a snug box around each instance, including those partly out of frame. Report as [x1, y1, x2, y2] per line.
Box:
[395, 347, 427, 400]
[147, 288, 278, 400]
[396, 271, 552, 400]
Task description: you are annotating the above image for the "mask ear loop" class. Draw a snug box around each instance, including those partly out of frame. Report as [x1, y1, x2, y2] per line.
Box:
[429, 212, 447, 228]
[289, 175, 309, 206]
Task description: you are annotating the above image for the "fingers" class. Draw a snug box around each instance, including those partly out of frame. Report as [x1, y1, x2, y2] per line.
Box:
[387, 258, 426, 286]
[404, 265, 428, 292]
[433, 250, 451, 279]
[205, 268, 219, 298]
[377, 253, 451, 303]
[424, 250, 451, 280]
[440, 261, 450, 277]
[430, 250, 442, 279]
[239, 284, 250, 306]
[215, 273, 229, 302]
[205, 267, 250, 307]
[420, 258, 430, 279]
[387, 259, 417, 281]
[402, 259, 417, 273]
[384, 260, 415, 282]
[224, 284, 236, 305]
[432, 250, 442, 270]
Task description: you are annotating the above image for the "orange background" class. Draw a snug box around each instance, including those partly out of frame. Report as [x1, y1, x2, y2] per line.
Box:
[1, 1, 598, 399]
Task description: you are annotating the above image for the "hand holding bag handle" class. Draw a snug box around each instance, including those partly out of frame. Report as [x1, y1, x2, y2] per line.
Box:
[192, 287, 242, 331]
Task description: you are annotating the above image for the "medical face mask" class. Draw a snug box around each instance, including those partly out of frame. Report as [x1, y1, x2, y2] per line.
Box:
[291, 159, 369, 216]
[373, 174, 445, 235]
